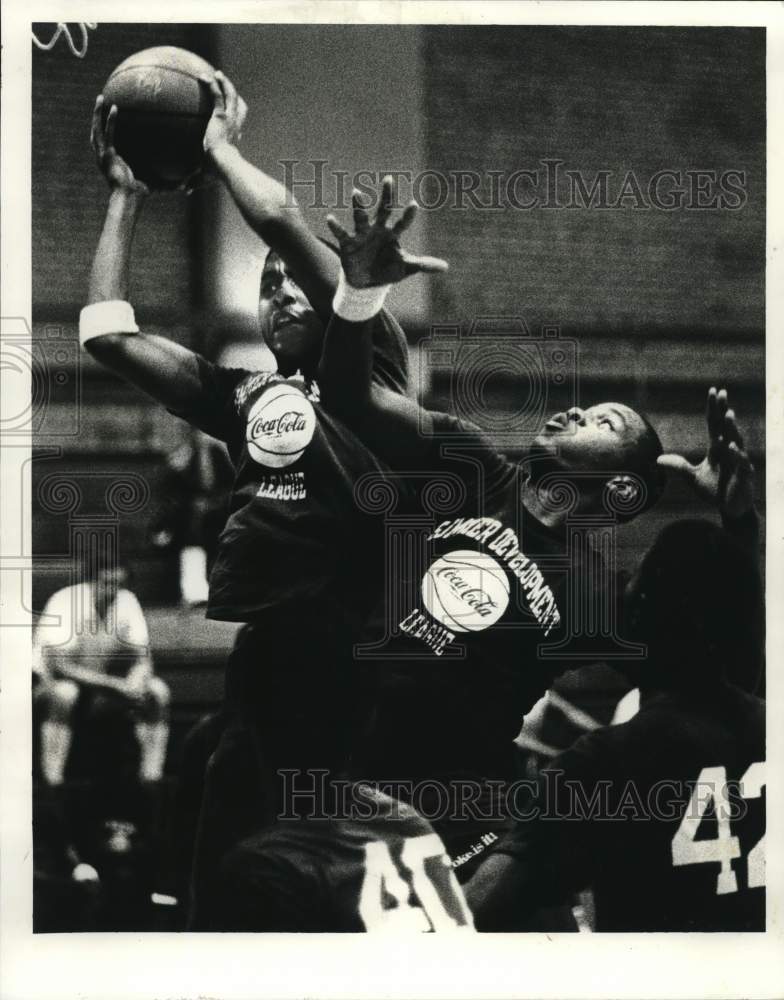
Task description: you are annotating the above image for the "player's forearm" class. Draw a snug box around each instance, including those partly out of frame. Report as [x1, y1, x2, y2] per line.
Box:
[84, 326, 207, 414]
[318, 310, 375, 420]
[207, 143, 339, 320]
[83, 199, 208, 416]
[464, 853, 533, 930]
[319, 282, 432, 462]
[88, 188, 146, 304]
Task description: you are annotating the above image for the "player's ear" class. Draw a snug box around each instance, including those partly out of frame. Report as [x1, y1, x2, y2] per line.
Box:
[605, 473, 642, 519]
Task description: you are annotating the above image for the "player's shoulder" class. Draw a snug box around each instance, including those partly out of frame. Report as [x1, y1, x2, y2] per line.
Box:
[573, 685, 764, 764]
[425, 410, 518, 481]
[220, 824, 321, 889]
[44, 582, 84, 607]
[115, 587, 145, 613]
[560, 693, 686, 767]
[636, 685, 764, 733]
[116, 586, 140, 603]
[353, 782, 424, 823]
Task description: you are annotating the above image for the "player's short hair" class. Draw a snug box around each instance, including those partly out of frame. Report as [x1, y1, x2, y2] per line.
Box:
[261, 238, 338, 276]
[629, 519, 762, 690]
[612, 413, 666, 523]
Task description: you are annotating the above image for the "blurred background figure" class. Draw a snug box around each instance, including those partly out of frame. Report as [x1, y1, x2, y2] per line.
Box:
[34, 557, 170, 786]
[150, 427, 234, 606]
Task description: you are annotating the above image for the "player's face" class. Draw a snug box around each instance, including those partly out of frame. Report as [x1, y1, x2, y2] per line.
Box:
[531, 402, 649, 474]
[258, 255, 324, 374]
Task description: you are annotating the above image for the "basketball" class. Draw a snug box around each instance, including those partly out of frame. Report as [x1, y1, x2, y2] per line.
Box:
[245, 384, 317, 468]
[422, 550, 510, 633]
[102, 46, 216, 190]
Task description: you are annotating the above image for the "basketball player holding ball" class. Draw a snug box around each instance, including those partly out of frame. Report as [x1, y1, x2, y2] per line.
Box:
[82, 73, 435, 927]
[317, 179, 759, 878]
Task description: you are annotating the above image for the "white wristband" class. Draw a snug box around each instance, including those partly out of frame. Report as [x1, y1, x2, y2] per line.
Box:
[332, 269, 391, 323]
[79, 300, 140, 346]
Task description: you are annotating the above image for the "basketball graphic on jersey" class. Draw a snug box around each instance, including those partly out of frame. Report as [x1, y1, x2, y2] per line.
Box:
[246, 383, 316, 468]
[422, 550, 510, 633]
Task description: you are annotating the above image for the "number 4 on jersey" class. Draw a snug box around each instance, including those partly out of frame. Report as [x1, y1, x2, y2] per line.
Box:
[359, 833, 473, 931]
[671, 762, 765, 895]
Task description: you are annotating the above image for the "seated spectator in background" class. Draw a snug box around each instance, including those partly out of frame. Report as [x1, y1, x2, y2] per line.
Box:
[466, 520, 765, 932]
[34, 558, 170, 786]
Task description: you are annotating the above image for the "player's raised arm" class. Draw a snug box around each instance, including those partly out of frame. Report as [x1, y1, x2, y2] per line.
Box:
[318, 177, 448, 463]
[83, 96, 210, 416]
[200, 71, 338, 322]
[657, 387, 759, 549]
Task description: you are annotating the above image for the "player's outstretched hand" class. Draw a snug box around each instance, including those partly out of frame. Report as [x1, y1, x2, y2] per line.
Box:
[200, 70, 248, 155]
[657, 387, 755, 518]
[326, 176, 448, 288]
[90, 95, 148, 196]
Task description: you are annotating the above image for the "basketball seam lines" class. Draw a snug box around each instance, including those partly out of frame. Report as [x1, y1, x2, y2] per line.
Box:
[106, 63, 211, 118]
[107, 64, 211, 85]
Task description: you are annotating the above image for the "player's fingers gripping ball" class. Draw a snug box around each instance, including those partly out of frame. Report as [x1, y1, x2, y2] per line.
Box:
[101, 46, 216, 190]
[422, 550, 510, 633]
[245, 383, 317, 468]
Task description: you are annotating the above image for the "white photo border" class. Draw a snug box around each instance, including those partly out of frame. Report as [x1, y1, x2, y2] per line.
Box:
[2, 2, 783, 998]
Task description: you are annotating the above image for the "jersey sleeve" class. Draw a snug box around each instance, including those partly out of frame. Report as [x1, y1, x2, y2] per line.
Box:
[370, 307, 409, 396]
[166, 355, 251, 444]
[424, 410, 517, 507]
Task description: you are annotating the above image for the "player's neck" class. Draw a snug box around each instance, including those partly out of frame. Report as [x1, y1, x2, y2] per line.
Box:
[520, 476, 569, 530]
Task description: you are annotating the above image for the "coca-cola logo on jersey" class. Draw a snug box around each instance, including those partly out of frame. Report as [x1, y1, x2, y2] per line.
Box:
[249, 410, 308, 440]
[435, 568, 498, 617]
[422, 550, 511, 633]
[245, 383, 316, 469]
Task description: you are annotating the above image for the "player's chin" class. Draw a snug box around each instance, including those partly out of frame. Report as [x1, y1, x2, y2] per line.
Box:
[528, 430, 559, 456]
[269, 328, 310, 360]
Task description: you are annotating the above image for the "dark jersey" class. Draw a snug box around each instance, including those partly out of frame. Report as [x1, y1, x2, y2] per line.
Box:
[361, 411, 621, 781]
[489, 685, 765, 931]
[169, 310, 409, 626]
[217, 784, 474, 932]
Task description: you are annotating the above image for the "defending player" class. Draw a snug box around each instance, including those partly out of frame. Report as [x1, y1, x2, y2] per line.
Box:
[316, 179, 759, 874]
[465, 520, 765, 931]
